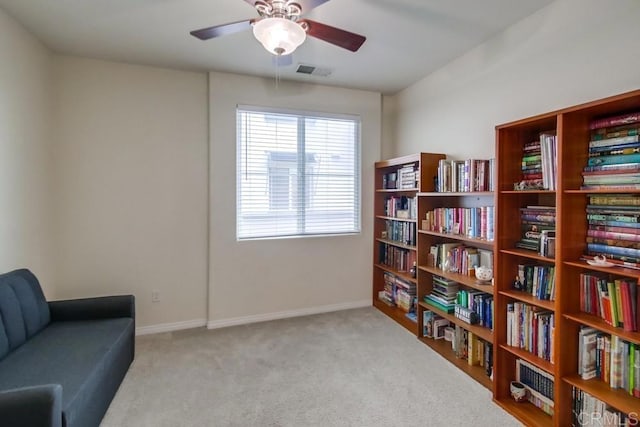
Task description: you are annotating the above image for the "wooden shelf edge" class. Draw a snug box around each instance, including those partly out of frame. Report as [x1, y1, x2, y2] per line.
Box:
[419, 265, 495, 293]
[418, 336, 493, 390]
[499, 190, 556, 195]
[563, 375, 640, 416]
[417, 191, 495, 197]
[419, 301, 493, 342]
[493, 398, 553, 427]
[564, 189, 640, 194]
[376, 188, 419, 193]
[564, 260, 640, 279]
[376, 215, 418, 223]
[373, 299, 417, 334]
[498, 344, 554, 375]
[374, 264, 417, 284]
[498, 290, 556, 311]
[417, 229, 495, 248]
[499, 248, 555, 263]
[563, 312, 640, 345]
[375, 238, 416, 251]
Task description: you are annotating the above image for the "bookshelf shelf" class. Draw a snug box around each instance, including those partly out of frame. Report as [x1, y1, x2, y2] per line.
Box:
[374, 264, 417, 284]
[563, 375, 640, 416]
[564, 260, 640, 279]
[500, 248, 554, 263]
[418, 336, 493, 390]
[495, 89, 640, 427]
[563, 312, 640, 345]
[498, 290, 555, 311]
[417, 230, 494, 248]
[494, 398, 553, 427]
[418, 191, 495, 197]
[375, 238, 416, 251]
[373, 299, 416, 332]
[376, 188, 419, 193]
[375, 215, 418, 223]
[418, 265, 494, 293]
[419, 301, 493, 342]
[499, 344, 554, 375]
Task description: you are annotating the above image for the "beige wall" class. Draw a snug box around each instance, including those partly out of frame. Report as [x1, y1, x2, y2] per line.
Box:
[390, 0, 640, 159]
[208, 71, 381, 326]
[0, 8, 54, 294]
[51, 57, 209, 330]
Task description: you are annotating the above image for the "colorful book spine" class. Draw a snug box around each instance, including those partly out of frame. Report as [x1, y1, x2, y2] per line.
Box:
[590, 111, 640, 130]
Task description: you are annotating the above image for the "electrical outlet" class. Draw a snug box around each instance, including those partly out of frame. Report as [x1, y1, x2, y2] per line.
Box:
[151, 290, 160, 303]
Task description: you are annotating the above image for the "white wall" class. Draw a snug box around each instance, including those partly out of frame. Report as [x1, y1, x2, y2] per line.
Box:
[390, 0, 640, 159]
[51, 56, 209, 330]
[0, 8, 54, 294]
[208, 71, 381, 326]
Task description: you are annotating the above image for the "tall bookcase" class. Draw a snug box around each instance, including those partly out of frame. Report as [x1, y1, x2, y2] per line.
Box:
[494, 89, 640, 426]
[373, 153, 445, 334]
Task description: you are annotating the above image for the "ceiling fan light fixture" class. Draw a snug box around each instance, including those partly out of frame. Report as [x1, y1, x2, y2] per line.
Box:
[252, 17, 306, 56]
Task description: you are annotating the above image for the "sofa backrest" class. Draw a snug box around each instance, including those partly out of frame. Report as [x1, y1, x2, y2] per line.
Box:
[0, 269, 51, 360]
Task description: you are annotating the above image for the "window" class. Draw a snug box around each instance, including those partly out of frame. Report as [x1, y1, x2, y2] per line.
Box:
[237, 106, 361, 240]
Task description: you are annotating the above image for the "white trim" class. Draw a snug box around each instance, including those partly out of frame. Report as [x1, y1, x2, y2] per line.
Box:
[136, 318, 207, 336]
[206, 300, 371, 330]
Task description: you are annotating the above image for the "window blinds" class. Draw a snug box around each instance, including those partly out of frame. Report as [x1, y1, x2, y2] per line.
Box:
[236, 106, 361, 240]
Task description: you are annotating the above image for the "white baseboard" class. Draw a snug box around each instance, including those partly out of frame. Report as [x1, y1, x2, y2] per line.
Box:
[136, 318, 207, 336]
[206, 300, 371, 330]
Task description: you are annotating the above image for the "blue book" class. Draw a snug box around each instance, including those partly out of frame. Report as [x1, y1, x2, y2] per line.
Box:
[587, 152, 640, 166]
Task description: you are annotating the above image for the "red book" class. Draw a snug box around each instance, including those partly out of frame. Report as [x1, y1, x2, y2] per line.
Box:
[620, 280, 636, 332]
[590, 111, 640, 130]
[636, 283, 640, 331]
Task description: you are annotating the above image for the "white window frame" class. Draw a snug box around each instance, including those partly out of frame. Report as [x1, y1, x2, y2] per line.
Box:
[236, 105, 361, 240]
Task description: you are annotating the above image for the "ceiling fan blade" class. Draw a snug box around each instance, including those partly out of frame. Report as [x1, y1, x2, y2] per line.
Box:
[190, 19, 254, 40]
[298, 19, 366, 52]
[242, 0, 331, 14]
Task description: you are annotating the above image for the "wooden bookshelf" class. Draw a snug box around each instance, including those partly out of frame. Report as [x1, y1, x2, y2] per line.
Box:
[494, 89, 640, 426]
[372, 153, 445, 336]
[419, 300, 493, 342]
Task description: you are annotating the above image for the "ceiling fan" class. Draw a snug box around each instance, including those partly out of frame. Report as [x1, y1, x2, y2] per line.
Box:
[190, 0, 366, 56]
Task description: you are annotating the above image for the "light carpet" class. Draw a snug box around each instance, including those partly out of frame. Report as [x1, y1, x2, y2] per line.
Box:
[101, 307, 522, 427]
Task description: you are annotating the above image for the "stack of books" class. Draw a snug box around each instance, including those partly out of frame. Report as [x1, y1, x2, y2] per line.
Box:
[582, 111, 640, 190]
[520, 140, 543, 189]
[423, 275, 458, 313]
[379, 272, 416, 312]
[397, 163, 418, 189]
[455, 289, 493, 329]
[583, 194, 640, 269]
[516, 206, 556, 252]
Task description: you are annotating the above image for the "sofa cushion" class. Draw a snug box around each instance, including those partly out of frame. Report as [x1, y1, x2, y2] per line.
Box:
[0, 269, 51, 360]
[0, 317, 133, 427]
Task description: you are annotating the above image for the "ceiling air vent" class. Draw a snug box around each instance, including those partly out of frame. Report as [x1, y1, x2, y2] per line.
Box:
[296, 64, 332, 77]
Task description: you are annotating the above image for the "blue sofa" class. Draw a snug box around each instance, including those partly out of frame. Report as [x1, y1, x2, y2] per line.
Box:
[0, 269, 135, 427]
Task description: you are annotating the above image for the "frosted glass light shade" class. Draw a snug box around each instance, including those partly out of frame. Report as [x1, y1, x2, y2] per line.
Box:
[253, 17, 306, 56]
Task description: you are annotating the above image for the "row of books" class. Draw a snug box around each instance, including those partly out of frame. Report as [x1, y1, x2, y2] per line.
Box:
[518, 132, 557, 190]
[424, 275, 458, 313]
[579, 272, 639, 332]
[436, 158, 495, 192]
[383, 195, 417, 219]
[507, 302, 555, 362]
[378, 243, 416, 272]
[422, 206, 495, 241]
[516, 206, 556, 253]
[428, 242, 493, 275]
[455, 289, 493, 330]
[383, 220, 416, 246]
[582, 111, 640, 190]
[578, 327, 640, 399]
[378, 272, 416, 313]
[516, 358, 554, 416]
[515, 263, 556, 301]
[585, 194, 640, 268]
[382, 163, 419, 189]
[571, 387, 635, 427]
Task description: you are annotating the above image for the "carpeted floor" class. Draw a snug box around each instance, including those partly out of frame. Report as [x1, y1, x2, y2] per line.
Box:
[101, 307, 522, 427]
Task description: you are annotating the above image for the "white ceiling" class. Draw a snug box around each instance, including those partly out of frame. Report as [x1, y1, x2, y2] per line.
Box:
[0, 0, 554, 94]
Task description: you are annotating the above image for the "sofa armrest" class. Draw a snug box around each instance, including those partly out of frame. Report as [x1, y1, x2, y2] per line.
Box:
[0, 384, 63, 427]
[49, 295, 135, 322]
